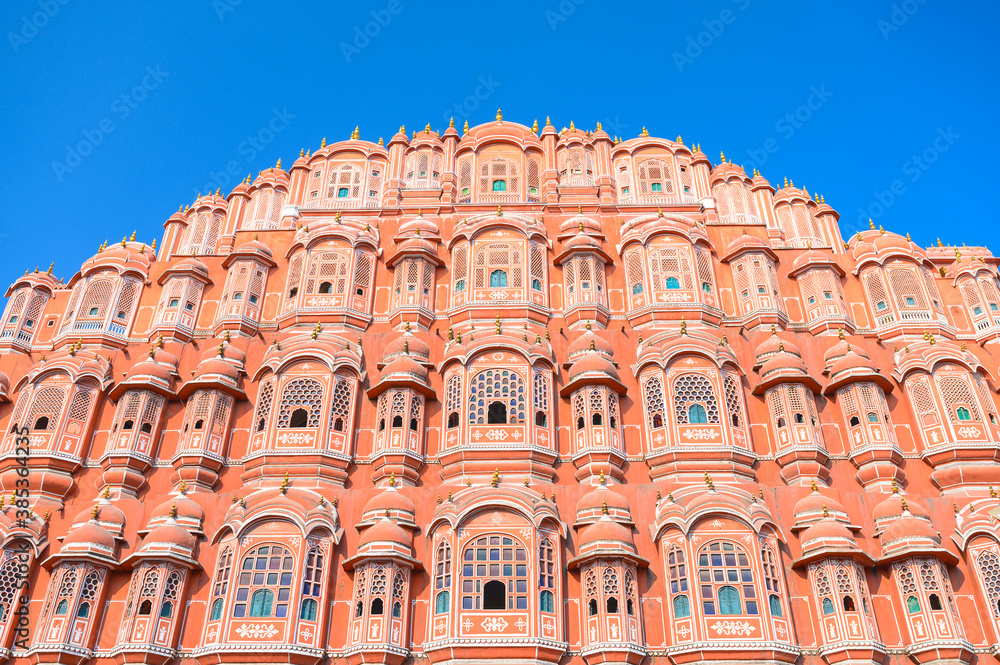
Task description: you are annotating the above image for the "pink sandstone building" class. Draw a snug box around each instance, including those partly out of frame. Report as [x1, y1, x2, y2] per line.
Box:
[1, 115, 999, 665]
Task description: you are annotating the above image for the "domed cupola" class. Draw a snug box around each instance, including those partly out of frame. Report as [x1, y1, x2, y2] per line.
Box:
[67, 488, 126, 541]
[575, 473, 633, 526]
[360, 475, 417, 528]
[46, 504, 120, 569]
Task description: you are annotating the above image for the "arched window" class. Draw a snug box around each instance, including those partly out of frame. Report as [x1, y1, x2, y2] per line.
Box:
[301, 546, 324, 610]
[490, 270, 508, 287]
[822, 597, 834, 615]
[843, 595, 856, 611]
[956, 406, 971, 421]
[277, 378, 323, 428]
[666, 277, 680, 289]
[210, 598, 223, 620]
[698, 541, 757, 616]
[539, 538, 555, 599]
[469, 369, 525, 425]
[906, 595, 920, 613]
[233, 545, 294, 619]
[540, 590, 554, 613]
[688, 403, 708, 424]
[370, 597, 384, 615]
[535, 411, 547, 426]
[448, 412, 459, 428]
[461, 535, 528, 611]
[643, 375, 665, 431]
[434, 541, 452, 614]
[974, 549, 1000, 623]
[588, 598, 598, 616]
[300, 598, 317, 620]
[769, 594, 782, 617]
[673, 595, 690, 618]
[674, 373, 720, 424]
[210, 546, 232, 620]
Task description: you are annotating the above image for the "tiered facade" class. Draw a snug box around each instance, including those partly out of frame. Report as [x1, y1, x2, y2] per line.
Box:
[2, 115, 1000, 665]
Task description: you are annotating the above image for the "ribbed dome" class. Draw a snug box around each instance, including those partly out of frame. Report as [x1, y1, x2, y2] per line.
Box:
[754, 329, 801, 365]
[63, 520, 116, 552]
[125, 358, 172, 383]
[568, 352, 620, 384]
[194, 358, 240, 382]
[559, 214, 602, 235]
[793, 490, 848, 523]
[143, 520, 196, 551]
[363, 488, 415, 518]
[567, 328, 613, 359]
[824, 332, 868, 366]
[171, 258, 210, 280]
[800, 517, 858, 549]
[880, 514, 939, 544]
[236, 237, 273, 258]
[359, 517, 411, 548]
[580, 515, 635, 548]
[384, 332, 430, 361]
[397, 214, 440, 237]
[576, 485, 631, 520]
[151, 492, 205, 524]
[759, 350, 808, 378]
[380, 354, 429, 383]
[873, 492, 929, 523]
[725, 233, 769, 256]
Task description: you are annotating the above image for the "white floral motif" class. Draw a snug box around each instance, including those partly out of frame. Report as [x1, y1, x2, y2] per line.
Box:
[710, 620, 755, 636]
[958, 426, 981, 438]
[277, 431, 313, 446]
[482, 617, 508, 632]
[681, 428, 719, 441]
[235, 623, 279, 639]
[485, 429, 508, 441]
[488, 291, 510, 300]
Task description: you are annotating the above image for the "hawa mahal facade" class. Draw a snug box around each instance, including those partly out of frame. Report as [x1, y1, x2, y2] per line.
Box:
[1, 115, 999, 665]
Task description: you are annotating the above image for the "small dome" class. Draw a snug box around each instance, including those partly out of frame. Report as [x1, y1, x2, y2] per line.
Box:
[759, 349, 808, 378]
[828, 347, 879, 379]
[568, 352, 621, 385]
[236, 237, 273, 258]
[201, 339, 247, 368]
[73, 500, 126, 536]
[359, 517, 412, 548]
[576, 485, 631, 523]
[63, 520, 116, 552]
[567, 328, 613, 360]
[397, 214, 440, 238]
[579, 515, 635, 549]
[143, 520, 196, 551]
[383, 331, 430, 361]
[380, 354, 429, 383]
[754, 329, 801, 365]
[873, 491, 929, 524]
[194, 357, 240, 382]
[151, 492, 205, 525]
[125, 358, 173, 383]
[793, 490, 848, 525]
[559, 214, 602, 236]
[362, 488, 415, 520]
[564, 233, 603, 253]
[880, 514, 939, 544]
[800, 517, 858, 548]
[725, 233, 769, 256]
[824, 332, 868, 366]
[171, 258, 210, 280]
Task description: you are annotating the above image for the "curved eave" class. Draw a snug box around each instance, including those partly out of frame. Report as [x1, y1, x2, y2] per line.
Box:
[552, 244, 614, 266]
[222, 249, 277, 269]
[343, 550, 423, 572]
[386, 245, 444, 268]
[446, 218, 550, 251]
[721, 244, 778, 264]
[559, 373, 627, 397]
[156, 266, 212, 286]
[877, 544, 959, 566]
[824, 370, 893, 395]
[177, 378, 246, 401]
[367, 374, 435, 399]
[753, 372, 823, 395]
[121, 550, 201, 570]
[109, 379, 176, 402]
[567, 547, 648, 570]
[792, 546, 875, 568]
[789, 259, 846, 279]
[43, 550, 121, 571]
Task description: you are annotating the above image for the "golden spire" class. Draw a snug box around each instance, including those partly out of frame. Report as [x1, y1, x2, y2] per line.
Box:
[169, 503, 178, 519]
[496, 205, 503, 217]
[641, 126, 649, 137]
[720, 151, 726, 163]
[491, 468, 500, 487]
[599, 470, 606, 486]
[496, 108, 503, 123]
[321, 137, 326, 148]
[569, 120, 575, 131]
[495, 313, 501, 334]
[602, 500, 609, 515]
[280, 471, 289, 495]
[47, 262, 54, 274]
[351, 126, 359, 140]
[676, 135, 683, 144]
[449, 117, 455, 128]
[389, 471, 396, 487]
[822, 504, 829, 518]
[276, 157, 281, 169]
[810, 478, 818, 492]
[463, 120, 469, 135]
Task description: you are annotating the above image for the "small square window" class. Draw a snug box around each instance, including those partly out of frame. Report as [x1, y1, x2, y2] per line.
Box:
[904, 296, 917, 306]
[651, 183, 663, 193]
[168, 298, 180, 307]
[89, 307, 99, 316]
[622, 186, 630, 195]
[338, 187, 349, 198]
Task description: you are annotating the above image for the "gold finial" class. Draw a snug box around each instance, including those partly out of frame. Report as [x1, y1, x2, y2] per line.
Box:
[822, 504, 829, 518]
[91, 505, 100, 520]
[937, 238, 943, 247]
[351, 126, 359, 140]
[891, 479, 899, 494]
[680, 317, 687, 336]
[495, 313, 501, 334]
[990, 485, 997, 498]
[388, 471, 396, 487]
[275, 157, 282, 169]
[868, 218, 875, 230]
[321, 137, 326, 148]
[492, 467, 500, 487]
[524, 476, 530, 487]
[335, 211, 342, 222]
[954, 502, 960, 513]
[783, 177, 789, 188]
[900, 497, 908, 512]
[810, 478, 818, 492]
[720, 151, 726, 163]
[658, 207, 663, 218]
[599, 470, 606, 486]
[496, 205, 503, 217]
[47, 262, 54, 274]
[569, 120, 575, 131]
[641, 126, 649, 137]
[280, 471, 289, 495]
[531, 118, 539, 133]
[656, 489, 661, 500]
[676, 135, 683, 144]
[759, 489, 764, 500]
[437, 494, 442, 504]
[169, 502, 178, 519]
[463, 120, 469, 135]
[496, 108, 503, 123]
[602, 500, 609, 515]
[879, 225, 885, 235]
[232, 494, 238, 504]
[300, 148, 304, 157]
[545, 116, 551, 126]
[466, 477, 472, 487]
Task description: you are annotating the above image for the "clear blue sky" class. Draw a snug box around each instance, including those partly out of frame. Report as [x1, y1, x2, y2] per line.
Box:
[2, 0, 996, 292]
